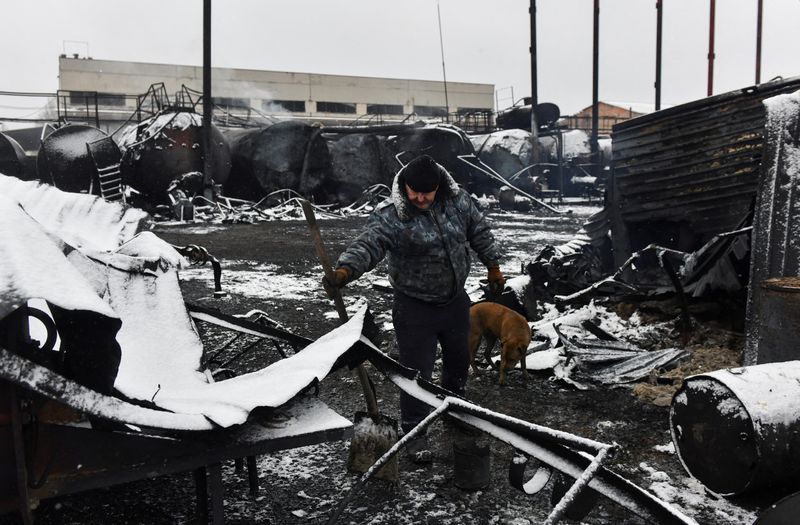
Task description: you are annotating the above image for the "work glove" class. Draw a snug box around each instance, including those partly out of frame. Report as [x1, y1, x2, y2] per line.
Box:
[487, 265, 505, 297]
[322, 267, 350, 298]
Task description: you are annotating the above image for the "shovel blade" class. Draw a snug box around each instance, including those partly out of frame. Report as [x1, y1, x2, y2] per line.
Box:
[347, 411, 400, 482]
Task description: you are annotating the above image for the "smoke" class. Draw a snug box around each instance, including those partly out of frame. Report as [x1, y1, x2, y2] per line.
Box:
[214, 80, 290, 115]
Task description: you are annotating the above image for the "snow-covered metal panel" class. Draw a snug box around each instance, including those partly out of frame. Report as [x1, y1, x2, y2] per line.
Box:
[608, 76, 800, 269]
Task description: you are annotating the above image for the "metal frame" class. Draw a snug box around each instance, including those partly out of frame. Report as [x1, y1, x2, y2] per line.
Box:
[325, 340, 699, 525]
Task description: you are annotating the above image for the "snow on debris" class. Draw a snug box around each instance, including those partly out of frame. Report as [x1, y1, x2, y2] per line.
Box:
[0, 194, 118, 320]
[179, 260, 323, 301]
[649, 475, 757, 524]
[654, 442, 676, 454]
[0, 174, 149, 252]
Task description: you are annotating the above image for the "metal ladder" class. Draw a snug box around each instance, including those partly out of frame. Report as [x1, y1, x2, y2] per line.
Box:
[87, 136, 124, 202]
[95, 163, 123, 201]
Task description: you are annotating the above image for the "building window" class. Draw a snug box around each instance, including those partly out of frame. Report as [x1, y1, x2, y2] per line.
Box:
[68, 91, 127, 107]
[212, 96, 249, 108]
[265, 100, 306, 113]
[316, 101, 356, 114]
[457, 107, 492, 115]
[98, 93, 127, 107]
[414, 105, 448, 117]
[68, 91, 94, 105]
[367, 104, 404, 116]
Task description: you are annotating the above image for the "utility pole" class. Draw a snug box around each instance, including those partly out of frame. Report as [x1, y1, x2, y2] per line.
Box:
[707, 0, 716, 97]
[436, 0, 450, 122]
[202, 0, 214, 200]
[530, 0, 539, 178]
[755, 0, 763, 84]
[591, 0, 600, 178]
[655, 0, 663, 111]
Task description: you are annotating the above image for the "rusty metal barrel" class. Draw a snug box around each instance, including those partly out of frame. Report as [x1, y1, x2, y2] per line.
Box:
[670, 361, 800, 496]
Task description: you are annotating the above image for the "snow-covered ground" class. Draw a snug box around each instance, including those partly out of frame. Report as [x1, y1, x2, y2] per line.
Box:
[156, 203, 765, 525]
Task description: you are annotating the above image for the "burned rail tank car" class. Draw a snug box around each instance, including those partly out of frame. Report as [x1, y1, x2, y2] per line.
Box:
[384, 124, 483, 192]
[225, 121, 331, 203]
[118, 110, 231, 205]
[0, 132, 28, 180]
[36, 124, 123, 200]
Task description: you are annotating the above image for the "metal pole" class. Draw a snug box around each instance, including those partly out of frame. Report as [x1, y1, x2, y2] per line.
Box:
[707, 0, 716, 97]
[655, 0, 663, 111]
[436, 0, 450, 122]
[202, 0, 214, 200]
[591, 0, 600, 177]
[755, 0, 763, 84]
[530, 0, 539, 177]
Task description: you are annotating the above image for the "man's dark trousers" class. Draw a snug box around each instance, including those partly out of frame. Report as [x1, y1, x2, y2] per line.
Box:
[392, 289, 470, 434]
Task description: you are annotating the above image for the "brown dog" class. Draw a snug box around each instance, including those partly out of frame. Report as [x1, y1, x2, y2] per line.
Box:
[468, 302, 532, 385]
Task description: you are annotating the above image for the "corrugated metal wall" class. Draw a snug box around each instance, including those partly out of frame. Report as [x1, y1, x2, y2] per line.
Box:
[608, 76, 800, 267]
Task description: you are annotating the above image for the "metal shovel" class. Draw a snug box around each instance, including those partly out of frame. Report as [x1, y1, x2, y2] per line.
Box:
[300, 199, 399, 482]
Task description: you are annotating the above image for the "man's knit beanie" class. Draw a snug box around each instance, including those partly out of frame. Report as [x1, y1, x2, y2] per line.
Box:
[403, 155, 442, 192]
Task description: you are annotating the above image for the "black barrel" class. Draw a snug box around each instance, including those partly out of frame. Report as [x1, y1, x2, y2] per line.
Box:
[670, 362, 800, 496]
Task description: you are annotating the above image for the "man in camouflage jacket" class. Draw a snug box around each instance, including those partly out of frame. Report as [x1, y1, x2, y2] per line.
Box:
[324, 155, 504, 445]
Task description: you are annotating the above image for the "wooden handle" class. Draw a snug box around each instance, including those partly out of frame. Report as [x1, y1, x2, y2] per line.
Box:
[300, 199, 379, 417]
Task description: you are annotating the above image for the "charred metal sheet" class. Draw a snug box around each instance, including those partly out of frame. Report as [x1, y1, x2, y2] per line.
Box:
[555, 224, 752, 307]
[745, 88, 800, 365]
[609, 76, 800, 269]
[553, 324, 688, 384]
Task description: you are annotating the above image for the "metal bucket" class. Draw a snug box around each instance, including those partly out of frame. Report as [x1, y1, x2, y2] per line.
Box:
[453, 439, 490, 490]
[670, 361, 800, 496]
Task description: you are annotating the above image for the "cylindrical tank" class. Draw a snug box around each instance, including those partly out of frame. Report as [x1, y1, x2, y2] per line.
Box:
[323, 133, 391, 205]
[755, 278, 800, 364]
[119, 111, 231, 204]
[226, 121, 330, 202]
[384, 125, 476, 187]
[0, 132, 28, 179]
[37, 124, 113, 194]
[670, 361, 800, 496]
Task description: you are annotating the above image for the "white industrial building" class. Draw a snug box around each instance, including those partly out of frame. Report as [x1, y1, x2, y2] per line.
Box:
[57, 56, 495, 129]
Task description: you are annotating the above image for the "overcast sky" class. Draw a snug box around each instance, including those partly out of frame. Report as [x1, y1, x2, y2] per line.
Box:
[2, 0, 799, 116]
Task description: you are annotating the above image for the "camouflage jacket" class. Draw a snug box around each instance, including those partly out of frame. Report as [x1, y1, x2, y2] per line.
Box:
[337, 164, 501, 304]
